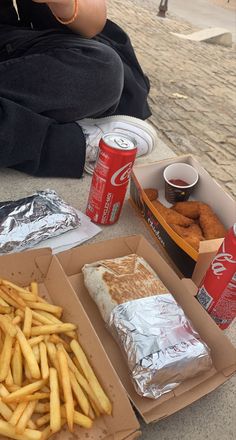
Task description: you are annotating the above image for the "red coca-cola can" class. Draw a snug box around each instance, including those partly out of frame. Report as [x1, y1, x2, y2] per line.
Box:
[86, 132, 137, 225]
[196, 223, 236, 329]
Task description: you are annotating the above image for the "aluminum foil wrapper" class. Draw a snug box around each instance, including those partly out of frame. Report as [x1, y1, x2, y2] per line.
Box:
[108, 294, 212, 399]
[0, 190, 81, 254]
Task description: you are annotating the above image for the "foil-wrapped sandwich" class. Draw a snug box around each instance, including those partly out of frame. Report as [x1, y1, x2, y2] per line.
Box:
[82, 254, 212, 399]
[82, 254, 169, 322]
[0, 190, 81, 254]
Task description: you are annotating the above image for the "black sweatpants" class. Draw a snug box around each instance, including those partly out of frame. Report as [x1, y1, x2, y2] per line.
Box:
[0, 21, 151, 178]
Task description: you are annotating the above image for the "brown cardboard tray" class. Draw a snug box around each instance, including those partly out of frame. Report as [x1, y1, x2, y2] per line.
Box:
[57, 235, 236, 424]
[0, 248, 140, 440]
[129, 154, 236, 281]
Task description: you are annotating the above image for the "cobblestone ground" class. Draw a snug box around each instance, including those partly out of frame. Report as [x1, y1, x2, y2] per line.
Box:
[108, 0, 236, 197]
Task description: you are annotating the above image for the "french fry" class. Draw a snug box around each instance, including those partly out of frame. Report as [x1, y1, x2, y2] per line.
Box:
[39, 342, 49, 380]
[35, 311, 61, 323]
[18, 392, 49, 402]
[15, 309, 24, 318]
[30, 282, 38, 297]
[36, 311, 76, 339]
[31, 323, 76, 337]
[26, 302, 62, 318]
[41, 424, 54, 440]
[9, 401, 28, 426]
[71, 339, 112, 415]
[2, 379, 46, 403]
[12, 341, 23, 387]
[61, 406, 93, 429]
[5, 366, 14, 386]
[89, 398, 100, 418]
[0, 315, 17, 337]
[12, 316, 22, 325]
[0, 400, 13, 421]
[5, 385, 20, 393]
[15, 400, 37, 434]
[32, 344, 40, 364]
[49, 368, 61, 433]
[0, 384, 16, 411]
[24, 360, 32, 381]
[0, 296, 9, 307]
[35, 402, 50, 414]
[36, 412, 50, 427]
[23, 307, 32, 339]
[0, 286, 26, 309]
[60, 345, 102, 412]
[0, 279, 31, 296]
[41, 420, 67, 440]
[16, 327, 41, 379]
[88, 406, 95, 421]
[8, 402, 36, 429]
[45, 342, 59, 370]
[0, 288, 21, 309]
[0, 419, 42, 440]
[69, 370, 90, 416]
[0, 330, 3, 352]
[27, 420, 37, 430]
[49, 335, 71, 352]
[28, 336, 44, 347]
[36, 296, 48, 304]
[0, 333, 14, 382]
[31, 311, 52, 325]
[18, 293, 37, 302]
[0, 304, 12, 314]
[57, 349, 74, 432]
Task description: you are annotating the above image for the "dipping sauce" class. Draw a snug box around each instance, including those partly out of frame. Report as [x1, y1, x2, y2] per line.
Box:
[169, 178, 189, 187]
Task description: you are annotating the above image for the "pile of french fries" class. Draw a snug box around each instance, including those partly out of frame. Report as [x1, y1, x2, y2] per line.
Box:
[0, 279, 112, 440]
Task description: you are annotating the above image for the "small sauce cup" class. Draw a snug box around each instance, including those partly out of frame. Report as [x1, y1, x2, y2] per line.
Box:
[163, 163, 199, 203]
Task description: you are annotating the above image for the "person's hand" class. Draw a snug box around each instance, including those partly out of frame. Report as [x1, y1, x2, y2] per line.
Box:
[32, 0, 76, 23]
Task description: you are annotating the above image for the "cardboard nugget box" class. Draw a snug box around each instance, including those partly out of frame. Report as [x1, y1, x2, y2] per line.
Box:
[57, 235, 236, 424]
[0, 248, 141, 440]
[129, 154, 236, 280]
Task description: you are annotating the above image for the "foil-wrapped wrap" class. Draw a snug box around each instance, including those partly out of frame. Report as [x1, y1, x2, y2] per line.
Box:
[109, 294, 212, 399]
[0, 190, 81, 254]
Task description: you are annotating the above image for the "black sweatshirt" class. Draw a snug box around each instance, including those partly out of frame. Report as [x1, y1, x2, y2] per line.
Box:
[1, 0, 62, 28]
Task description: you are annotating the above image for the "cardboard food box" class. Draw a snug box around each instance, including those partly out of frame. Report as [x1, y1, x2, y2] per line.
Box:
[129, 154, 236, 280]
[57, 235, 236, 424]
[0, 248, 141, 440]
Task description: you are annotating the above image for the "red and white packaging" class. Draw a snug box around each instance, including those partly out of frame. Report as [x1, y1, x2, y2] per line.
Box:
[196, 223, 236, 329]
[86, 133, 137, 225]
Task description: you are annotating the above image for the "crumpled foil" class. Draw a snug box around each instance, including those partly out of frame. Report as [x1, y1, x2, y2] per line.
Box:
[108, 294, 212, 399]
[0, 190, 81, 254]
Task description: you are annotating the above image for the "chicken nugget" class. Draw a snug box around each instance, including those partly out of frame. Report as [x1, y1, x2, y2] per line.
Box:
[199, 204, 227, 240]
[152, 200, 194, 227]
[170, 223, 204, 250]
[171, 201, 200, 219]
[144, 188, 158, 201]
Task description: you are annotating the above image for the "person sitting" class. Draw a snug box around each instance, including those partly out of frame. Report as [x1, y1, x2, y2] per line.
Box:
[0, 0, 157, 177]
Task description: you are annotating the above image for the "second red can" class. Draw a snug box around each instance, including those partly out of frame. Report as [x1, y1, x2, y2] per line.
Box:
[86, 132, 137, 225]
[196, 223, 236, 329]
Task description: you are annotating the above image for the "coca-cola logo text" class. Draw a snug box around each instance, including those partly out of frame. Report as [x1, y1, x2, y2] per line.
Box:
[111, 162, 133, 187]
[211, 252, 236, 277]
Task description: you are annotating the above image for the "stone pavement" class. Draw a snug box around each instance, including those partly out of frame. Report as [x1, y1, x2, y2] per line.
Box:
[108, 0, 236, 198]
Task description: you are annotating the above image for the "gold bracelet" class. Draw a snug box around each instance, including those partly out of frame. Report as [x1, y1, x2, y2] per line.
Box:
[53, 0, 79, 25]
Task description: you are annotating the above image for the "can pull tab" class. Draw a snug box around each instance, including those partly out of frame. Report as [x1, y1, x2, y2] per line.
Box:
[114, 137, 131, 149]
